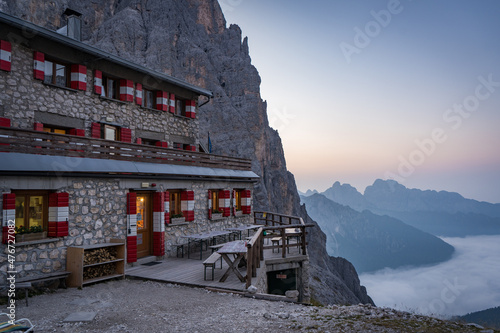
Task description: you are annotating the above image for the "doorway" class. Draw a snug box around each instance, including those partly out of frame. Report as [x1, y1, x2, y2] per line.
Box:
[267, 269, 297, 296]
[136, 192, 152, 258]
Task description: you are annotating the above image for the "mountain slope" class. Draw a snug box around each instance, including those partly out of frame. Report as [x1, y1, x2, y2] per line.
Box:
[457, 306, 500, 330]
[301, 194, 455, 273]
[321, 179, 500, 236]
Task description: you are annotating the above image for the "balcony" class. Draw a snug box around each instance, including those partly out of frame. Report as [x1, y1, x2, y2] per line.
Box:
[0, 127, 252, 171]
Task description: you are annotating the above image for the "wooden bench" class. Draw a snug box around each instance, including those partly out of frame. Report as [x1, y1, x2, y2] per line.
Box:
[203, 252, 222, 281]
[208, 243, 225, 253]
[172, 243, 185, 258]
[17, 271, 71, 289]
[14, 282, 32, 307]
[271, 237, 281, 253]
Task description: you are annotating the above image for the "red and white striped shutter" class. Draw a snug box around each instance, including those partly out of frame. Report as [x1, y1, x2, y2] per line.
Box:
[156, 91, 168, 111]
[91, 122, 101, 138]
[164, 191, 170, 225]
[232, 190, 236, 216]
[94, 70, 102, 95]
[119, 79, 134, 102]
[155, 141, 168, 148]
[2, 193, 15, 244]
[120, 128, 132, 143]
[181, 190, 194, 222]
[126, 192, 138, 263]
[33, 51, 44, 80]
[241, 190, 252, 214]
[136, 138, 142, 144]
[207, 190, 212, 219]
[48, 192, 69, 237]
[135, 83, 143, 105]
[185, 100, 196, 119]
[0, 117, 11, 149]
[33, 122, 43, 148]
[0, 40, 12, 72]
[169, 93, 175, 113]
[153, 192, 165, 256]
[70, 64, 87, 90]
[219, 190, 230, 217]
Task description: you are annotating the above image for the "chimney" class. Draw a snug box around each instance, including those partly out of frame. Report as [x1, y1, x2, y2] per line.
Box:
[61, 8, 82, 41]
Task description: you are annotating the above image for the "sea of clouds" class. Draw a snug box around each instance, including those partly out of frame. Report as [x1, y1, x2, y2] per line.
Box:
[359, 235, 500, 317]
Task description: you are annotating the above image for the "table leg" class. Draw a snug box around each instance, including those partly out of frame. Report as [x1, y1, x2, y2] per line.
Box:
[219, 253, 246, 282]
[199, 239, 203, 260]
[187, 239, 191, 259]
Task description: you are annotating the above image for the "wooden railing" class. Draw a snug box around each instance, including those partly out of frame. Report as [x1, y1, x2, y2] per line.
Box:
[0, 127, 252, 171]
[244, 211, 315, 288]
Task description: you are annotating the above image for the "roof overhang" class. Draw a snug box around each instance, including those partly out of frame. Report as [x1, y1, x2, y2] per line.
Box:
[0, 153, 259, 182]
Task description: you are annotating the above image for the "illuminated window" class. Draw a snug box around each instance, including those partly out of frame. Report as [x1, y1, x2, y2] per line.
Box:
[169, 190, 182, 218]
[234, 189, 243, 211]
[14, 191, 48, 231]
[211, 190, 220, 213]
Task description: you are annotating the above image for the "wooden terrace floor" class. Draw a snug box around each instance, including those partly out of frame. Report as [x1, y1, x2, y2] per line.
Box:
[125, 244, 304, 292]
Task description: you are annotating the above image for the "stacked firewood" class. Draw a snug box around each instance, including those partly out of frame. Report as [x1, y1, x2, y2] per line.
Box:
[84, 247, 117, 265]
[83, 263, 116, 280]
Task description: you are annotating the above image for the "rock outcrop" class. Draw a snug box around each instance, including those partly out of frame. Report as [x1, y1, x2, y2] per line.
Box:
[1, 0, 371, 305]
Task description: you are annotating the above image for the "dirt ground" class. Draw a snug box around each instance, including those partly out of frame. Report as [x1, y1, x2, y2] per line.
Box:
[7, 278, 496, 333]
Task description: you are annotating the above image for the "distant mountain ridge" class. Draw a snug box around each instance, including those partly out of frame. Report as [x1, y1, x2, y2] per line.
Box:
[313, 180, 500, 237]
[300, 194, 454, 273]
[456, 306, 500, 330]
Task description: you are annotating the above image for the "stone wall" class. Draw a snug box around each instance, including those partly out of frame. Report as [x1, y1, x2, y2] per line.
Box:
[0, 42, 199, 147]
[0, 176, 253, 285]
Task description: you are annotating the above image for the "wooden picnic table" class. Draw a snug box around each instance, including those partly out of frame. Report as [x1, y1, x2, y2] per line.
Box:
[181, 230, 232, 260]
[225, 224, 261, 240]
[217, 240, 248, 283]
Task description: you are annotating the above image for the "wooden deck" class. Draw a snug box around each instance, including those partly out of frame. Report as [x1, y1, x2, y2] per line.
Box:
[125, 243, 304, 292]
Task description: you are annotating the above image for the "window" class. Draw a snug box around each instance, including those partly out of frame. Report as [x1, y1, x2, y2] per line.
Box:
[141, 138, 158, 146]
[169, 190, 182, 218]
[44, 59, 68, 87]
[43, 125, 68, 135]
[104, 124, 118, 141]
[142, 89, 157, 109]
[173, 142, 183, 150]
[14, 191, 48, 231]
[175, 99, 185, 117]
[101, 75, 119, 99]
[234, 189, 243, 211]
[211, 190, 220, 213]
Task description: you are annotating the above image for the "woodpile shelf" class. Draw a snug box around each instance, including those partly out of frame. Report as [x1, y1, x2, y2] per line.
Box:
[66, 239, 125, 288]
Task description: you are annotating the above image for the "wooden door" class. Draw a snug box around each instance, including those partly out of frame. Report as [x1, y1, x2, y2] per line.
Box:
[136, 192, 152, 258]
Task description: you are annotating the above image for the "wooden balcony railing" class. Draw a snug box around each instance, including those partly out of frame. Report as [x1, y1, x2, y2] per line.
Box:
[0, 127, 252, 171]
[244, 211, 315, 288]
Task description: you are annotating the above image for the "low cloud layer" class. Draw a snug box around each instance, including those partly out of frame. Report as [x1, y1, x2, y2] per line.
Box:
[359, 235, 500, 317]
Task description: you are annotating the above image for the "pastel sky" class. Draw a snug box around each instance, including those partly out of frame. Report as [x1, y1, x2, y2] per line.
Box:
[221, 0, 500, 203]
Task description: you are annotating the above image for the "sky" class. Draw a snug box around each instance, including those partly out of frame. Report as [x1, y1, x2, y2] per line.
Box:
[220, 0, 500, 203]
[359, 235, 500, 317]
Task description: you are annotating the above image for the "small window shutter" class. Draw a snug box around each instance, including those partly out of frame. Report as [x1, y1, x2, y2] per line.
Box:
[185, 100, 196, 119]
[69, 128, 85, 136]
[164, 191, 170, 225]
[153, 192, 165, 256]
[136, 138, 142, 144]
[2, 193, 15, 244]
[155, 141, 168, 148]
[135, 83, 143, 105]
[0, 117, 11, 149]
[0, 40, 12, 72]
[70, 64, 87, 90]
[48, 192, 69, 237]
[94, 70, 102, 95]
[241, 190, 252, 214]
[156, 91, 168, 111]
[126, 192, 138, 263]
[33, 122, 43, 131]
[219, 190, 230, 217]
[119, 79, 134, 102]
[232, 190, 236, 216]
[181, 190, 194, 222]
[120, 128, 132, 143]
[169, 93, 175, 114]
[33, 51, 44, 80]
[207, 190, 212, 219]
[91, 122, 101, 138]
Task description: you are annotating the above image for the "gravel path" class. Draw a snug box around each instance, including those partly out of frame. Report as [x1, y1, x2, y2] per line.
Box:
[12, 279, 497, 332]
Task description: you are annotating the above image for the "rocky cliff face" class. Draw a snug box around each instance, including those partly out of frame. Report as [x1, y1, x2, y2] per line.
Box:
[1, 0, 372, 305]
